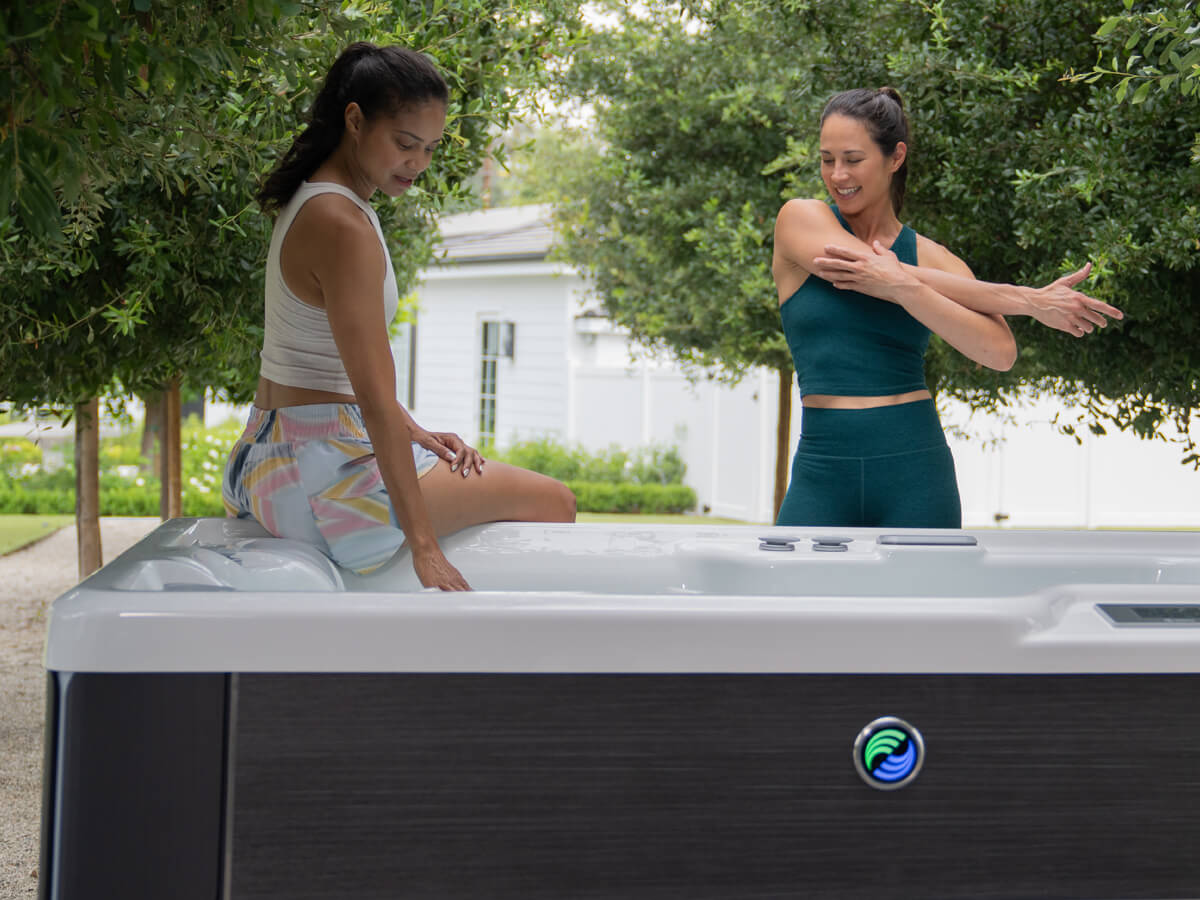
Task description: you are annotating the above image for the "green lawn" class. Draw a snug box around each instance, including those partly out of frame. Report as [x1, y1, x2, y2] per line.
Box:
[576, 512, 759, 525]
[0, 514, 75, 556]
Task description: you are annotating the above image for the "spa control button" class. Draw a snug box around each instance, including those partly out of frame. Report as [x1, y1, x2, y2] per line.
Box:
[811, 535, 853, 552]
[758, 535, 803, 552]
[853, 717, 925, 790]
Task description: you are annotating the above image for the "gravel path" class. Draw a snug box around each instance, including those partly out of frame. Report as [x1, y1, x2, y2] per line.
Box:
[0, 518, 160, 900]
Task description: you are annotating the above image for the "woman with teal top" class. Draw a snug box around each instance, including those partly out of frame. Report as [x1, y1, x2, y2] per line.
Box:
[773, 87, 1122, 528]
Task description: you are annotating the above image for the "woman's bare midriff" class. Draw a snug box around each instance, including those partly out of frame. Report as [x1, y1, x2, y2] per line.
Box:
[254, 376, 357, 410]
[801, 388, 931, 409]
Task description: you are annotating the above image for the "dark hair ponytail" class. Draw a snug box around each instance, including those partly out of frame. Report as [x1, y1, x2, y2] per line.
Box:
[257, 42, 449, 213]
[820, 86, 910, 215]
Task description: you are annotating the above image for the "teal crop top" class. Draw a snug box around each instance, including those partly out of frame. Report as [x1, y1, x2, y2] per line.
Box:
[780, 206, 930, 396]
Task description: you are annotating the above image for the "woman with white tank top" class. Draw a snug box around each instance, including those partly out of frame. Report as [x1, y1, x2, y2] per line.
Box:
[222, 43, 576, 590]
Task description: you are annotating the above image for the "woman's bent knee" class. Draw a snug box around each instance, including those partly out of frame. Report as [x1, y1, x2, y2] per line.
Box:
[554, 480, 577, 522]
[530, 474, 575, 522]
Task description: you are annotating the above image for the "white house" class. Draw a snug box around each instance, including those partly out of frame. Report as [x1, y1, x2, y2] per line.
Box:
[399, 204, 1200, 528]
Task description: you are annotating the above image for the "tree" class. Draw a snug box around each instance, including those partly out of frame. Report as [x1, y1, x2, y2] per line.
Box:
[554, 0, 1200, 516]
[1065, 0, 1200, 154]
[1, 0, 585, 573]
[2, 0, 588, 404]
[877, 0, 1200, 462]
[3, 0, 315, 571]
[452, 122, 603, 210]
[552, 3, 812, 512]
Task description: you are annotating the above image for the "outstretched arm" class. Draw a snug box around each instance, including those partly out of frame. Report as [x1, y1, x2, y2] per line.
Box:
[775, 199, 1017, 371]
[815, 242, 1123, 336]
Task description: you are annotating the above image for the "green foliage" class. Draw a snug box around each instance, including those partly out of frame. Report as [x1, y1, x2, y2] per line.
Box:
[452, 122, 603, 210]
[0, 418, 241, 515]
[554, 2, 801, 377]
[491, 437, 694, 512]
[557, 0, 1200, 463]
[1, 0, 586, 418]
[566, 481, 697, 514]
[1065, 1, 1200, 156]
[0, 424, 695, 515]
[490, 437, 687, 484]
[1, 0, 309, 240]
[1, 438, 42, 476]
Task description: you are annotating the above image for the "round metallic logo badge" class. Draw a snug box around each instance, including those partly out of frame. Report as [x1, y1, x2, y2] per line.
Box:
[853, 716, 925, 790]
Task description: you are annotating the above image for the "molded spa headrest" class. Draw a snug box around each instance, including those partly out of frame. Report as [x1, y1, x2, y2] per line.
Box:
[107, 537, 344, 592]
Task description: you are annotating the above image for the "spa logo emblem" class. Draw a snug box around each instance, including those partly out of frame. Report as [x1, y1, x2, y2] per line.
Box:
[853, 717, 925, 790]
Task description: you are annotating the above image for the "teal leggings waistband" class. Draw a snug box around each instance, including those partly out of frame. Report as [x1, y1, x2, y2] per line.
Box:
[776, 399, 961, 528]
[794, 398, 945, 458]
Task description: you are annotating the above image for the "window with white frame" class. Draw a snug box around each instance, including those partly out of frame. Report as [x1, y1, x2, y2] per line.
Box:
[479, 320, 515, 445]
[479, 320, 501, 445]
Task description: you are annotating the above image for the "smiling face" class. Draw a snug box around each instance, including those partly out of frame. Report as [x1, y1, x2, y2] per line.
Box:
[819, 113, 906, 216]
[345, 99, 447, 197]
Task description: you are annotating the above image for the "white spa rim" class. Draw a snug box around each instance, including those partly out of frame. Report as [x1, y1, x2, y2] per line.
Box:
[45, 517, 1200, 674]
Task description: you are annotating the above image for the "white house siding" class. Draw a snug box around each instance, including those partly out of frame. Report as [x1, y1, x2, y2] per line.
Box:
[412, 261, 573, 446]
[566, 323, 774, 520]
[708, 376, 774, 521]
[940, 396, 1200, 529]
[570, 371, 644, 449]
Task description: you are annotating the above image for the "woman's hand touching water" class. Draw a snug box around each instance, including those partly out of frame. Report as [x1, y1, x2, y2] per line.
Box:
[412, 543, 471, 591]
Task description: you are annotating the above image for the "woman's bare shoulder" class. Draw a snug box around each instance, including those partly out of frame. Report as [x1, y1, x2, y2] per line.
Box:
[290, 191, 375, 242]
[285, 192, 381, 274]
[776, 197, 839, 229]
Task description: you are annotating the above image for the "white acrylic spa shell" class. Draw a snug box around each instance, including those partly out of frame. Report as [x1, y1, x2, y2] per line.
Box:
[46, 517, 1200, 674]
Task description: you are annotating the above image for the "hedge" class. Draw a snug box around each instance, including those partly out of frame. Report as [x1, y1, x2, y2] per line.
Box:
[3, 425, 697, 517]
[491, 437, 687, 485]
[0, 481, 225, 516]
[0, 479, 694, 517]
[566, 481, 696, 514]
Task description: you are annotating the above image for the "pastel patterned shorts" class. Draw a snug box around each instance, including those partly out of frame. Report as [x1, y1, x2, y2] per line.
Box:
[221, 403, 440, 574]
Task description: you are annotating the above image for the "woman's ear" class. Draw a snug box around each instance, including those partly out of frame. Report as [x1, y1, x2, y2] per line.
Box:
[343, 102, 364, 138]
[890, 140, 908, 172]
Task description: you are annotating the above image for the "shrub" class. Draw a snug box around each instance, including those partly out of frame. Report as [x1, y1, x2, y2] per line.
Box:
[627, 445, 686, 486]
[0, 484, 74, 514]
[0, 423, 697, 517]
[566, 481, 696, 514]
[0, 438, 43, 477]
[491, 436, 584, 482]
[0, 418, 243, 516]
[493, 438, 687, 486]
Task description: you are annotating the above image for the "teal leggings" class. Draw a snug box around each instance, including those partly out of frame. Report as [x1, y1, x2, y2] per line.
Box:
[776, 399, 961, 528]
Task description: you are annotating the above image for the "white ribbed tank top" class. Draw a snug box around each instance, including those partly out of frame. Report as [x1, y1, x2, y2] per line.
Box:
[259, 181, 399, 395]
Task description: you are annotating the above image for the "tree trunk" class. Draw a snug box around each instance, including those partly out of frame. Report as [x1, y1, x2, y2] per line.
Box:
[773, 365, 793, 522]
[75, 398, 102, 578]
[160, 377, 182, 520]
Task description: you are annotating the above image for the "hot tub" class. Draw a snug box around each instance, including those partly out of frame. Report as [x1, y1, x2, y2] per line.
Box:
[40, 517, 1200, 899]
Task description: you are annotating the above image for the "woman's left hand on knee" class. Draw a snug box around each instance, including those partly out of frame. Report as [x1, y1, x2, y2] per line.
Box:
[416, 429, 485, 477]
